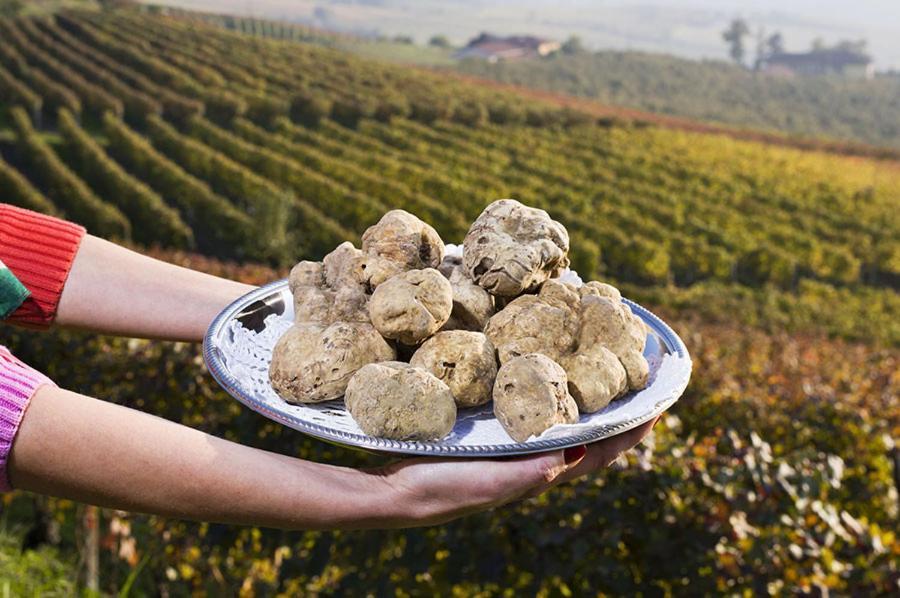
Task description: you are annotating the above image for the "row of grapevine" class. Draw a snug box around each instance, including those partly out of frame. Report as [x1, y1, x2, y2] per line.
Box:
[54, 14, 204, 122]
[230, 118, 468, 237]
[56, 108, 193, 248]
[144, 114, 289, 258]
[9, 106, 130, 237]
[0, 18, 123, 118]
[187, 116, 386, 234]
[0, 27, 82, 116]
[0, 63, 42, 120]
[26, 18, 163, 121]
[101, 113, 256, 258]
[58, 14, 246, 123]
[0, 153, 57, 215]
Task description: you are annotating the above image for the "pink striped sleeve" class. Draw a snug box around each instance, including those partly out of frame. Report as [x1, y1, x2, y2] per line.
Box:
[0, 345, 55, 492]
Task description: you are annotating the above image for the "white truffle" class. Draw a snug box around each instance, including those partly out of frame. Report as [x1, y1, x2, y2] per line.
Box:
[345, 362, 457, 441]
[485, 278, 650, 413]
[368, 268, 453, 345]
[269, 322, 395, 404]
[492, 353, 579, 442]
[463, 199, 569, 297]
[361, 210, 445, 287]
[438, 255, 495, 331]
[410, 330, 498, 407]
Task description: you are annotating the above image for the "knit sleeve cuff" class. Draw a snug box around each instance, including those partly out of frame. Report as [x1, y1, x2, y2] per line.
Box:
[0, 204, 86, 329]
[0, 346, 55, 492]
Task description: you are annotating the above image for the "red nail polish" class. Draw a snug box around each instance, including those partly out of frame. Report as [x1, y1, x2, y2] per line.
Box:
[564, 445, 586, 465]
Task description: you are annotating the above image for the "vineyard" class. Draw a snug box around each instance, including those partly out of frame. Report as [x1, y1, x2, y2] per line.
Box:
[0, 6, 898, 594]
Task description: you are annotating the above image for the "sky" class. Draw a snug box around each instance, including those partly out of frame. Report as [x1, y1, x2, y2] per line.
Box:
[151, 1, 900, 69]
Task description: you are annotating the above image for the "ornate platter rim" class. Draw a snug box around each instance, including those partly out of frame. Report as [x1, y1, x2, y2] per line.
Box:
[203, 279, 692, 457]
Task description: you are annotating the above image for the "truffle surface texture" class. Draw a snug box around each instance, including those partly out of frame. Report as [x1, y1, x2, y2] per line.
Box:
[345, 362, 457, 441]
[463, 199, 569, 296]
[410, 330, 498, 407]
[492, 353, 579, 442]
[269, 322, 395, 404]
[368, 268, 453, 345]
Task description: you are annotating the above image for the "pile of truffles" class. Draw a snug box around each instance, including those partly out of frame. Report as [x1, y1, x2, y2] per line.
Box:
[269, 199, 650, 442]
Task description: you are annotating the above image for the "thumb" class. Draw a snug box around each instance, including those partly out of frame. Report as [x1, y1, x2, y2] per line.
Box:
[517, 449, 571, 486]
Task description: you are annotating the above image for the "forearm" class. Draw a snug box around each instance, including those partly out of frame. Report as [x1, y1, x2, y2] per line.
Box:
[56, 235, 255, 342]
[9, 385, 396, 530]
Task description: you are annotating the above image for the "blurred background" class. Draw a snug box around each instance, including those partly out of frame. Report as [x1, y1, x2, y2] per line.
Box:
[0, 0, 897, 594]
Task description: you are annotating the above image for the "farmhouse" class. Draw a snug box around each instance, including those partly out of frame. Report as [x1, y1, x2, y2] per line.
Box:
[764, 48, 874, 79]
[455, 33, 561, 63]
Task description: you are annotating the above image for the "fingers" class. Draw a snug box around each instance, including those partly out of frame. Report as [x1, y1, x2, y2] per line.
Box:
[554, 416, 659, 485]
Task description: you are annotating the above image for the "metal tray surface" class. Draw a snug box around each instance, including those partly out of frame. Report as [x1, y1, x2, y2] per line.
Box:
[204, 280, 692, 457]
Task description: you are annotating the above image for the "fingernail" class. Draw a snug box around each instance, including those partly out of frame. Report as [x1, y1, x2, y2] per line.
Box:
[564, 445, 586, 465]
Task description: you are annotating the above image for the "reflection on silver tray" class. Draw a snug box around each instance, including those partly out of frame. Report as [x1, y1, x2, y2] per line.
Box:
[203, 280, 692, 457]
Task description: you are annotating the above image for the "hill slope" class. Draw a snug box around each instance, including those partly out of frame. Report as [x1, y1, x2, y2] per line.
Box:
[0, 10, 896, 343]
[0, 9, 898, 595]
[456, 50, 900, 150]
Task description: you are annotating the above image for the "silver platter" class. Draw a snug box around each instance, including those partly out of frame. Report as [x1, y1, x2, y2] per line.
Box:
[204, 280, 692, 457]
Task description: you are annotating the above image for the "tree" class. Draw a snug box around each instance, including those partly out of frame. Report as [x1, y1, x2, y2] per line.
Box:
[561, 35, 585, 55]
[429, 35, 451, 49]
[753, 26, 766, 70]
[393, 35, 414, 45]
[766, 32, 784, 56]
[722, 18, 750, 66]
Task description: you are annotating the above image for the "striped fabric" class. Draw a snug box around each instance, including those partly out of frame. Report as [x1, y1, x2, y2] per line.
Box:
[0, 203, 85, 329]
[0, 345, 55, 492]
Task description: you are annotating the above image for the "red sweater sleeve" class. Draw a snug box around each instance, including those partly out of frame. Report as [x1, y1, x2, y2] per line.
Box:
[0, 204, 86, 329]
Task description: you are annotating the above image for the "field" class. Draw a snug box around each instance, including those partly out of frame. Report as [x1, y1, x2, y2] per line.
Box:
[0, 7, 898, 594]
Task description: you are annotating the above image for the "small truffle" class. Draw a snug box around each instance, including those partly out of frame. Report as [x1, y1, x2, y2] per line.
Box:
[484, 280, 580, 364]
[269, 322, 395, 404]
[368, 268, 453, 345]
[345, 362, 457, 441]
[438, 255, 495, 331]
[463, 199, 569, 297]
[289, 243, 370, 326]
[492, 353, 579, 442]
[410, 331, 498, 407]
[562, 346, 628, 413]
[361, 210, 445, 287]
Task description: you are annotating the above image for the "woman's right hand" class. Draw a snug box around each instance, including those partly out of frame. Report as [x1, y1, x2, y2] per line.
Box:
[367, 417, 658, 528]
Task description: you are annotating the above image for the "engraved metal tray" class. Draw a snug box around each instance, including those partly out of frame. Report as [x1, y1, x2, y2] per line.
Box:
[203, 272, 692, 457]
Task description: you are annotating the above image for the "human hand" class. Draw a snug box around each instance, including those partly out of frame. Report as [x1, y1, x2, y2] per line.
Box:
[367, 416, 659, 528]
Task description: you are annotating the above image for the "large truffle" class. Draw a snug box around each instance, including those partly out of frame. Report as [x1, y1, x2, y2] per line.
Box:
[484, 279, 580, 364]
[463, 199, 569, 297]
[438, 255, 495, 331]
[485, 278, 650, 414]
[345, 362, 457, 441]
[410, 331, 498, 407]
[361, 210, 445, 287]
[492, 353, 579, 442]
[269, 322, 395, 404]
[368, 268, 453, 345]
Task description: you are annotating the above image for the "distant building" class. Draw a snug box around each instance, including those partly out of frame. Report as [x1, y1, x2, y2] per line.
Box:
[764, 49, 874, 79]
[455, 33, 561, 63]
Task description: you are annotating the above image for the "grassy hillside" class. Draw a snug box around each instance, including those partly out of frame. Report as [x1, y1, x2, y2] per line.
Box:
[456, 50, 900, 150]
[0, 8, 898, 593]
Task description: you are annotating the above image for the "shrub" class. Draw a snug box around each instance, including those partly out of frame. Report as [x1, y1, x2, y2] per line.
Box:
[451, 99, 488, 128]
[289, 90, 332, 127]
